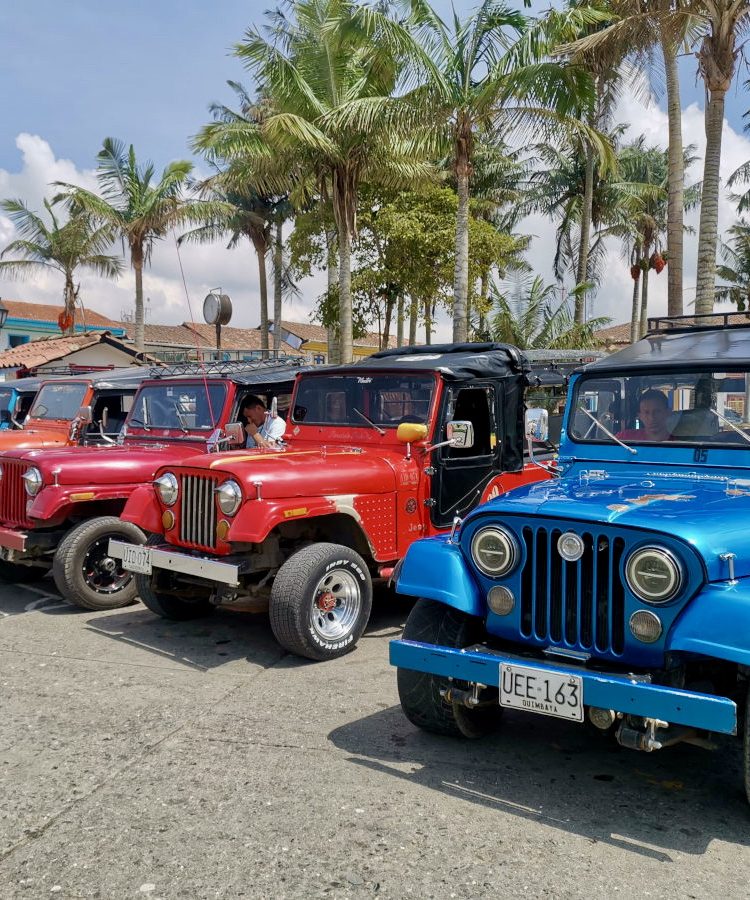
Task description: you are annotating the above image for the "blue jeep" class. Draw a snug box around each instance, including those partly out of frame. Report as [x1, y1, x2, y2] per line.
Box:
[390, 315, 750, 800]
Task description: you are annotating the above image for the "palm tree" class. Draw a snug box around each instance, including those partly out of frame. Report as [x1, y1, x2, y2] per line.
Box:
[406, 0, 613, 339]
[195, 0, 433, 363]
[716, 222, 750, 311]
[56, 138, 223, 352]
[489, 274, 609, 349]
[0, 199, 122, 334]
[569, 2, 750, 315]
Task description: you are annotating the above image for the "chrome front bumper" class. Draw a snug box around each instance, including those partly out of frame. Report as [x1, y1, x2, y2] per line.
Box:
[108, 540, 241, 586]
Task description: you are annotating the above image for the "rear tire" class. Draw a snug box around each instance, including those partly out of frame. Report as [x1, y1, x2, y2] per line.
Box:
[52, 517, 145, 611]
[397, 598, 500, 739]
[269, 543, 372, 661]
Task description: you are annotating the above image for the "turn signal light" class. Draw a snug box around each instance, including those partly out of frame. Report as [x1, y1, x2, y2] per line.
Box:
[161, 510, 175, 531]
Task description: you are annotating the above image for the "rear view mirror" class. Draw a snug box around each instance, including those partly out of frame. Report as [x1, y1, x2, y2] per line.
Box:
[76, 405, 93, 425]
[447, 420, 474, 449]
[525, 408, 549, 443]
[223, 422, 245, 447]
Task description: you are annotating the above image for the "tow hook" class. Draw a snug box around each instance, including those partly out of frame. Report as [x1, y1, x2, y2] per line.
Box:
[440, 681, 495, 709]
[616, 717, 669, 752]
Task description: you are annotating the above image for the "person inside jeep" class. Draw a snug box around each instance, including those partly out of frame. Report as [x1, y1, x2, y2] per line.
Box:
[617, 389, 672, 442]
[242, 395, 286, 449]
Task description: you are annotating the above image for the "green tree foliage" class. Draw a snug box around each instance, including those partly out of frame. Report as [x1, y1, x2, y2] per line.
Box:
[716, 223, 750, 312]
[0, 199, 122, 335]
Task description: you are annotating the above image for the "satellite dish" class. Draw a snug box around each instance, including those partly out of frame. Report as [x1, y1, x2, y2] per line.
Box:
[203, 292, 232, 326]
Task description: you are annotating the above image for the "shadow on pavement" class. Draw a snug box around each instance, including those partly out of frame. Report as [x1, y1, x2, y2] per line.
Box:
[0, 578, 73, 618]
[328, 704, 750, 860]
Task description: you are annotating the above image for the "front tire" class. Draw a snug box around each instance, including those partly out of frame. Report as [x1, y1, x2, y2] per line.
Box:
[397, 598, 500, 738]
[269, 543, 372, 661]
[52, 517, 146, 611]
[136, 537, 214, 621]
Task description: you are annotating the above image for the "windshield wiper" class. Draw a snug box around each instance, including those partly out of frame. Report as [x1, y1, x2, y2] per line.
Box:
[577, 405, 636, 454]
[128, 416, 151, 432]
[709, 408, 750, 445]
[173, 402, 189, 433]
[352, 407, 385, 435]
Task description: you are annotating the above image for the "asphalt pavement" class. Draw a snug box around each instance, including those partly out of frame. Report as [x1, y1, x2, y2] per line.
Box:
[1, 578, 750, 899]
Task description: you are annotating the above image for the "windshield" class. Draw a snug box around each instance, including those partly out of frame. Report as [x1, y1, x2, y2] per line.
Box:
[128, 382, 227, 431]
[0, 389, 12, 413]
[570, 369, 750, 447]
[293, 373, 434, 428]
[29, 383, 88, 420]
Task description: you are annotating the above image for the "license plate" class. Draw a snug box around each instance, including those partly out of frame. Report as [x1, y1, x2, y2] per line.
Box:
[121, 544, 152, 575]
[500, 663, 583, 722]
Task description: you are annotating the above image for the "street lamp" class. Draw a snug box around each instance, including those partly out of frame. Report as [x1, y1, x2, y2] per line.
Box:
[0, 298, 8, 329]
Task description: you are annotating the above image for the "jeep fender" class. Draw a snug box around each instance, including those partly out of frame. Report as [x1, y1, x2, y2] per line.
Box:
[395, 537, 483, 616]
[28, 484, 134, 522]
[228, 496, 340, 543]
[121, 484, 164, 534]
[667, 579, 750, 667]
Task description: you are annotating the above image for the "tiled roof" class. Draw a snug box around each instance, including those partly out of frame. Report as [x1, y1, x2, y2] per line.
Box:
[278, 319, 398, 349]
[2, 299, 120, 329]
[185, 323, 303, 356]
[594, 323, 631, 345]
[118, 323, 214, 348]
[0, 332, 150, 370]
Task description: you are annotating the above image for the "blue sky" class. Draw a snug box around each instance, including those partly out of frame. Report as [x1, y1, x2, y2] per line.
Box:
[0, 1, 749, 333]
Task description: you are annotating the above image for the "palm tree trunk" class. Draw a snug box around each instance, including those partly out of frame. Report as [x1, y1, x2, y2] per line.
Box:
[325, 232, 339, 363]
[695, 89, 726, 315]
[630, 272, 641, 344]
[397, 295, 404, 347]
[452, 143, 470, 343]
[479, 271, 489, 338]
[576, 143, 595, 325]
[252, 234, 269, 354]
[639, 267, 650, 339]
[424, 297, 432, 345]
[133, 249, 145, 353]
[408, 297, 418, 345]
[382, 293, 394, 350]
[273, 220, 282, 355]
[64, 275, 76, 336]
[662, 35, 684, 317]
[338, 225, 353, 364]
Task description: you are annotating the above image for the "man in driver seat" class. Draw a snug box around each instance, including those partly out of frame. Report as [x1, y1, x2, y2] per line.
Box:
[243, 396, 286, 449]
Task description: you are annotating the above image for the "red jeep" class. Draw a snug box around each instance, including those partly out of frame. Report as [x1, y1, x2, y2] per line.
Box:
[0, 360, 304, 606]
[112, 343, 559, 660]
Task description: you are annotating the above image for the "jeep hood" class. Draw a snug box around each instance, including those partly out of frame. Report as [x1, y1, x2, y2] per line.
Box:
[478, 468, 750, 581]
[0, 426, 71, 450]
[202, 445, 399, 498]
[11, 442, 209, 486]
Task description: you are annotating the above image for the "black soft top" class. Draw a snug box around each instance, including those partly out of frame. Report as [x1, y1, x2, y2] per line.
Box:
[142, 359, 311, 393]
[582, 324, 750, 375]
[341, 342, 528, 381]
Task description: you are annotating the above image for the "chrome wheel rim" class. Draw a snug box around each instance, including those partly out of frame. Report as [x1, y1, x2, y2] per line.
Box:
[309, 568, 361, 642]
[82, 535, 132, 594]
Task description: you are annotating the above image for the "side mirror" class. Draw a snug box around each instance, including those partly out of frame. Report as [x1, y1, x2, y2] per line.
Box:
[100, 406, 109, 429]
[76, 405, 93, 425]
[447, 420, 474, 449]
[269, 396, 278, 418]
[397, 422, 428, 444]
[525, 408, 549, 443]
[223, 422, 245, 447]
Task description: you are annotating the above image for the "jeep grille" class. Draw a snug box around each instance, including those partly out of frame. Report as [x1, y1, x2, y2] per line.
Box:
[519, 527, 626, 655]
[178, 474, 219, 550]
[0, 460, 33, 528]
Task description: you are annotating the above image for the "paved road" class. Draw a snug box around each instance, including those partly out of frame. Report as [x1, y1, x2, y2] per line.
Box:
[1, 578, 749, 899]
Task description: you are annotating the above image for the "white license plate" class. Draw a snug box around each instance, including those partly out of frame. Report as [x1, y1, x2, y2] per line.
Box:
[500, 663, 583, 722]
[121, 544, 152, 575]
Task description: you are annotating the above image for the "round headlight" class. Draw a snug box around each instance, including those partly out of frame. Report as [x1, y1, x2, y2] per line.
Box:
[22, 466, 42, 497]
[629, 610, 663, 643]
[215, 480, 242, 516]
[154, 472, 178, 506]
[470, 526, 519, 577]
[625, 546, 683, 604]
